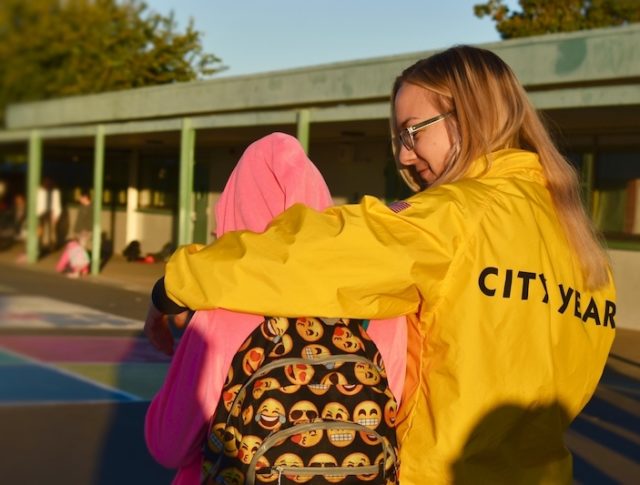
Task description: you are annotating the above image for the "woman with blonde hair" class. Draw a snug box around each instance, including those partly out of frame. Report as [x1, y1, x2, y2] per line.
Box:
[147, 45, 615, 483]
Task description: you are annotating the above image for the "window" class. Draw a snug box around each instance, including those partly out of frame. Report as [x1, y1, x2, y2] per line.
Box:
[138, 158, 177, 210]
[592, 151, 640, 240]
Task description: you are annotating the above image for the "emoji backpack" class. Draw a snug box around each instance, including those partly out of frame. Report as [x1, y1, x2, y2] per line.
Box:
[202, 316, 399, 484]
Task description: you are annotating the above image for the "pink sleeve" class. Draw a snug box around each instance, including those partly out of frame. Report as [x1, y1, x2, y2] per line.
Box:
[366, 316, 407, 404]
[145, 309, 262, 469]
[171, 459, 202, 485]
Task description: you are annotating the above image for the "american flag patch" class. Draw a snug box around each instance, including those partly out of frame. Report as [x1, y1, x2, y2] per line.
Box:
[387, 200, 411, 213]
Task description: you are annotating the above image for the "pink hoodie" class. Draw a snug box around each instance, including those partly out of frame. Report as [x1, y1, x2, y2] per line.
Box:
[55, 240, 89, 275]
[144, 133, 407, 484]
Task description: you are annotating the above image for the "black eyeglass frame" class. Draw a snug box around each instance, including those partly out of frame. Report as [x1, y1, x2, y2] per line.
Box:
[398, 111, 454, 151]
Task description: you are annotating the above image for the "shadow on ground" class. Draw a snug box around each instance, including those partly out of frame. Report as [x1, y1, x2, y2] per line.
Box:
[0, 400, 174, 485]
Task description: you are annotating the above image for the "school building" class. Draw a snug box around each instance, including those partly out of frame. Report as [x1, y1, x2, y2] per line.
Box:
[0, 24, 638, 329]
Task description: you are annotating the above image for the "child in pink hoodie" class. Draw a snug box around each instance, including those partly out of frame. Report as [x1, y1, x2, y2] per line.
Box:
[55, 238, 90, 277]
[144, 133, 407, 484]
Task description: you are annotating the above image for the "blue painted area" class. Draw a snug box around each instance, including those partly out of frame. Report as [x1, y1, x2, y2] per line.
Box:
[571, 411, 640, 464]
[600, 366, 640, 399]
[580, 389, 640, 436]
[0, 365, 136, 403]
[573, 453, 618, 484]
[0, 349, 28, 365]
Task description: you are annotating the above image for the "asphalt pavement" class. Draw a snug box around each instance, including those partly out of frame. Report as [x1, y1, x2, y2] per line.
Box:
[0, 246, 174, 484]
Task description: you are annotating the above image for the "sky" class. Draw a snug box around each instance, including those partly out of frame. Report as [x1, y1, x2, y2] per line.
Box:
[143, 0, 521, 78]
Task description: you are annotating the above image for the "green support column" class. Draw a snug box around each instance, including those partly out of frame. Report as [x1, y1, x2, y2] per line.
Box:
[581, 152, 595, 216]
[178, 118, 196, 246]
[26, 131, 42, 263]
[296, 109, 311, 154]
[91, 125, 105, 275]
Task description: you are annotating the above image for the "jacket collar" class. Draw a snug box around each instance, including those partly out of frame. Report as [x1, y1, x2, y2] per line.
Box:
[465, 149, 546, 185]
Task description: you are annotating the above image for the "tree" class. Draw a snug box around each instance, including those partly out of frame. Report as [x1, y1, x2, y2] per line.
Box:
[474, 0, 640, 39]
[0, 0, 224, 125]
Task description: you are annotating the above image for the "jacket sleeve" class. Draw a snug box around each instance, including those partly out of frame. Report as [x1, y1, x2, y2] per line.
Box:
[164, 192, 463, 319]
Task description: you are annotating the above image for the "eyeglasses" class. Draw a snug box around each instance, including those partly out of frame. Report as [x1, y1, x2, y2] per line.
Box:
[290, 409, 318, 421]
[398, 111, 454, 151]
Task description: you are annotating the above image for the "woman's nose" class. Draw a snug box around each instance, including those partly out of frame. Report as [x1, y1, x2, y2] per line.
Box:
[397, 145, 415, 166]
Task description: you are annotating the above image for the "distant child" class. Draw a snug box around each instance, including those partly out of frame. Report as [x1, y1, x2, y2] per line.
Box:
[55, 235, 90, 278]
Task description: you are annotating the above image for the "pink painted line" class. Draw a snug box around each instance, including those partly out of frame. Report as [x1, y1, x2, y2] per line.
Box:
[0, 335, 172, 363]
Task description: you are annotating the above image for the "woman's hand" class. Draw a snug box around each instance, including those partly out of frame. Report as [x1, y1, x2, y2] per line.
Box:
[144, 302, 175, 356]
[172, 310, 191, 329]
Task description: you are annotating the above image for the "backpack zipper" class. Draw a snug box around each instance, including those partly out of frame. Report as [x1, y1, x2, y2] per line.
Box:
[225, 354, 378, 427]
[270, 463, 381, 483]
[246, 421, 396, 485]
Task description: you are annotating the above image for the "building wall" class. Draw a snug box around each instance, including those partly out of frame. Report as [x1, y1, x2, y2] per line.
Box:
[311, 140, 392, 202]
[609, 249, 640, 330]
[67, 205, 173, 255]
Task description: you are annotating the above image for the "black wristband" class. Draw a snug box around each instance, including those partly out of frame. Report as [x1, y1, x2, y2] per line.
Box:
[151, 277, 188, 314]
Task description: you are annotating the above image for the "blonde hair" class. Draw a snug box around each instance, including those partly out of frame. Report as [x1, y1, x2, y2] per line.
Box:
[391, 45, 610, 289]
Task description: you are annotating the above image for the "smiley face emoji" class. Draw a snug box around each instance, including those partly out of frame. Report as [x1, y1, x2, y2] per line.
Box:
[321, 401, 349, 422]
[342, 452, 377, 481]
[308, 453, 337, 467]
[354, 362, 381, 386]
[242, 347, 265, 375]
[285, 363, 315, 385]
[274, 453, 309, 483]
[354, 400, 381, 429]
[326, 426, 356, 447]
[287, 396, 321, 448]
[279, 384, 301, 394]
[222, 426, 242, 457]
[301, 343, 331, 361]
[288, 400, 319, 424]
[342, 452, 370, 468]
[260, 316, 290, 342]
[321, 371, 348, 388]
[295, 317, 324, 342]
[354, 401, 382, 445]
[237, 435, 262, 465]
[336, 382, 363, 396]
[322, 403, 356, 447]
[269, 334, 293, 357]
[291, 428, 323, 448]
[222, 384, 242, 412]
[307, 382, 330, 396]
[207, 422, 226, 453]
[384, 398, 397, 427]
[255, 398, 286, 431]
[255, 456, 275, 483]
[332, 325, 364, 353]
[253, 377, 279, 399]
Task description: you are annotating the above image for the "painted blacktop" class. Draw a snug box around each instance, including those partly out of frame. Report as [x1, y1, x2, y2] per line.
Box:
[0, 244, 175, 484]
[0, 243, 638, 484]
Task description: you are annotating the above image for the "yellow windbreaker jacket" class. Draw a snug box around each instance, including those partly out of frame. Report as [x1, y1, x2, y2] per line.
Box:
[165, 149, 616, 484]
